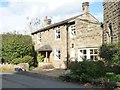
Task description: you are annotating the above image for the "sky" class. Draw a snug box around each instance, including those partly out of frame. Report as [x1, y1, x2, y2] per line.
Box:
[0, 0, 103, 34]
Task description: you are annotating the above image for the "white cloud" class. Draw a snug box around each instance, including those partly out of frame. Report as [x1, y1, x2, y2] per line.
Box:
[0, 0, 103, 34]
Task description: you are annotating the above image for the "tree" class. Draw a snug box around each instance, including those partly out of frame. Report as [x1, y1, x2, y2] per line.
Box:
[2, 32, 36, 65]
[99, 43, 120, 65]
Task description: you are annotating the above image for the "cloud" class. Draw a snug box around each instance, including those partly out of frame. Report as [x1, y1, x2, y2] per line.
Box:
[0, 0, 103, 34]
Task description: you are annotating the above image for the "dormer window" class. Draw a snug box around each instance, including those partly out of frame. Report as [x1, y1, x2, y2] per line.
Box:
[55, 27, 61, 40]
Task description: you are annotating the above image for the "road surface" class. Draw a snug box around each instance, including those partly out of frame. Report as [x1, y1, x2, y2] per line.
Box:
[1, 73, 85, 88]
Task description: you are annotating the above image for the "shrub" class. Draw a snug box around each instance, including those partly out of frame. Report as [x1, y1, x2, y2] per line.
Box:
[37, 53, 44, 63]
[61, 60, 106, 82]
[105, 65, 120, 74]
[99, 44, 117, 63]
[112, 50, 120, 66]
[99, 43, 120, 66]
[11, 58, 22, 64]
[105, 72, 120, 82]
[22, 56, 33, 66]
[22, 56, 33, 63]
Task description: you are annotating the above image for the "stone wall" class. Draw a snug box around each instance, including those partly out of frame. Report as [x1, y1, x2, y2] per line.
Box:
[103, 1, 120, 43]
[33, 25, 67, 69]
[32, 11, 103, 69]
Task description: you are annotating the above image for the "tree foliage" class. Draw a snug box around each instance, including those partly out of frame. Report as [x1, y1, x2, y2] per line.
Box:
[2, 32, 36, 65]
[37, 53, 44, 63]
[99, 42, 120, 66]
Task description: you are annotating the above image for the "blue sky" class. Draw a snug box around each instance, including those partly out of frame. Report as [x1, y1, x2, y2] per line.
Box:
[0, 1, 9, 7]
[0, 0, 103, 34]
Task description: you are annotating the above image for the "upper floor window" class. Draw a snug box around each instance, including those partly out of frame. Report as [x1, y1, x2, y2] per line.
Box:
[55, 48, 61, 60]
[70, 25, 76, 36]
[55, 27, 61, 40]
[72, 43, 74, 48]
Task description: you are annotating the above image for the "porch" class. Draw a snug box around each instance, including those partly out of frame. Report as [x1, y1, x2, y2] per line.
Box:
[37, 44, 52, 63]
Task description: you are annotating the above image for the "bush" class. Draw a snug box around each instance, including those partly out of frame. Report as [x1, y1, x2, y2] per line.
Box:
[99, 44, 117, 63]
[70, 61, 105, 78]
[11, 58, 22, 64]
[22, 56, 33, 66]
[22, 56, 33, 63]
[105, 72, 120, 82]
[11, 56, 33, 66]
[99, 43, 120, 66]
[105, 65, 120, 74]
[37, 53, 44, 63]
[61, 60, 106, 83]
[112, 50, 120, 66]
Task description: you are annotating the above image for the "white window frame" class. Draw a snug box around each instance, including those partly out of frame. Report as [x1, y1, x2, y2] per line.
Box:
[69, 24, 76, 38]
[78, 48, 98, 61]
[55, 48, 61, 60]
[55, 27, 61, 40]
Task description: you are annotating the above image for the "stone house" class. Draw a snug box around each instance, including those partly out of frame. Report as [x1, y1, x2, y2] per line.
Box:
[103, 0, 120, 44]
[31, 2, 103, 69]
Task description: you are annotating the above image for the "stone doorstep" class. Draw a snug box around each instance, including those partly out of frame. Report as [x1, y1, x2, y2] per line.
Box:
[41, 68, 54, 71]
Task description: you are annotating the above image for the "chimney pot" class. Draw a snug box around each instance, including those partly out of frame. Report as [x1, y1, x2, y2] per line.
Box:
[44, 16, 51, 26]
[82, 2, 89, 13]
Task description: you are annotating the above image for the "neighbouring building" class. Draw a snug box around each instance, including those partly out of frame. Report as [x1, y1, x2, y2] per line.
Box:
[32, 2, 103, 69]
[103, 0, 120, 44]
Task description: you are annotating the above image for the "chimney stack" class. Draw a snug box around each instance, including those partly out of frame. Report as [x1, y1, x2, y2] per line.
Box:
[44, 16, 51, 26]
[82, 2, 89, 13]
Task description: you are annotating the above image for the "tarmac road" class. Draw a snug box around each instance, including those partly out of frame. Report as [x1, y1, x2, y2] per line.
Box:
[2, 73, 85, 88]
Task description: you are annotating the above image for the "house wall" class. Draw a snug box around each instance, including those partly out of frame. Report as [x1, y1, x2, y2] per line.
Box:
[32, 12, 103, 69]
[103, 1, 120, 43]
[32, 17, 103, 68]
[33, 25, 68, 69]
[67, 18, 103, 61]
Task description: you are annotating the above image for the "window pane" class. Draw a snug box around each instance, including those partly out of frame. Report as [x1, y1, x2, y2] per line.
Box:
[95, 56, 98, 60]
[84, 56, 87, 59]
[83, 50, 86, 54]
[80, 50, 82, 53]
[90, 55, 94, 60]
[56, 28, 60, 39]
[94, 49, 98, 54]
[56, 49, 61, 59]
[90, 49, 93, 54]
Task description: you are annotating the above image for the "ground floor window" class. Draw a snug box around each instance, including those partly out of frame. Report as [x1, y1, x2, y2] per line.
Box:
[55, 48, 61, 60]
[78, 48, 98, 61]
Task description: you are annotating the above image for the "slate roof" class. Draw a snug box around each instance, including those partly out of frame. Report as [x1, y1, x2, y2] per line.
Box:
[31, 14, 83, 35]
[31, 13, 99, 35]
[37, 44, 52, 51]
